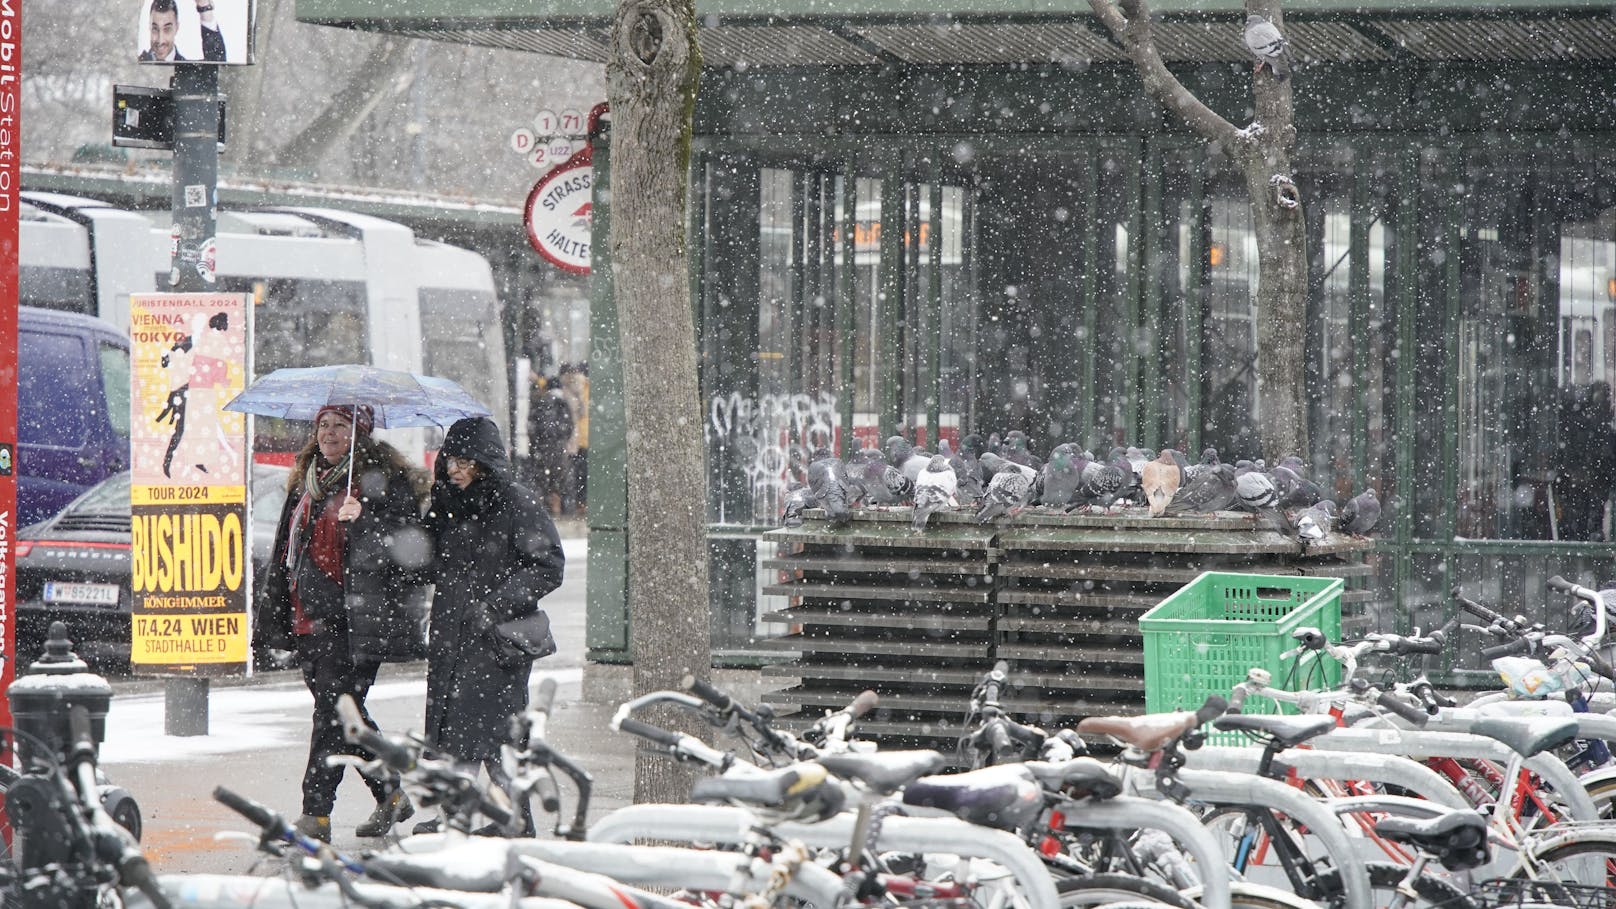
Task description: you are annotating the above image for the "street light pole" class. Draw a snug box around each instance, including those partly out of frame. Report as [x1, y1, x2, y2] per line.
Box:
[164, 61, 219, 737]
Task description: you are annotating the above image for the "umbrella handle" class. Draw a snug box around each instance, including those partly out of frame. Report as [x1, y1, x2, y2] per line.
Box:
[347, 405, 357, 495]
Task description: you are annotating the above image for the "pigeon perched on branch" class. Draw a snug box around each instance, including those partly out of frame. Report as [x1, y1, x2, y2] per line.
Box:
[1244, 14, 1295, 78]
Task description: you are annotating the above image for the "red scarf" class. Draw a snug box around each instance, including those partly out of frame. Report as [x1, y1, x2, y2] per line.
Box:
[288, 462, 353, 634]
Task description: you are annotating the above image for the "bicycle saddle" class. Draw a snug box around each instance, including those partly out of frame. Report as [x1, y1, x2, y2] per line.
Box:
[818, 750, 947, 794]
[902, 764, 1044, 832]
[1213, 713, 1336, 748]
[1469, 715, 1577, 757]
[1077, 710, 1199, 753]
[1373, 809, 1490, 871]
[1024, 757, 1123, 801]
[691, 765, 820, 809]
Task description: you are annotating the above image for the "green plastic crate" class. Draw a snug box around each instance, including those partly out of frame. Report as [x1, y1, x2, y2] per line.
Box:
[1139, 572, 1343, 742]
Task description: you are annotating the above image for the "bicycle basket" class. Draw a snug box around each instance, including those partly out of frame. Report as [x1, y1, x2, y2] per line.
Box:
[1140, 572, 1343, 745]
[1431, 879, 1616, 909]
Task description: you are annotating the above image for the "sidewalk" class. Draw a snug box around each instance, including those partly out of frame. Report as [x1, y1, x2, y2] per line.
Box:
[95, 532, 790, 874]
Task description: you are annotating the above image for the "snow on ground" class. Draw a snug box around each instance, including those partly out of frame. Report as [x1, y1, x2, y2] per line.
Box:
[100, 666, 584, 763]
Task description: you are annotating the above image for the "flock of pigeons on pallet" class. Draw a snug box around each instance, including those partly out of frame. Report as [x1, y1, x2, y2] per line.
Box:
[782, 432, 1382, 544]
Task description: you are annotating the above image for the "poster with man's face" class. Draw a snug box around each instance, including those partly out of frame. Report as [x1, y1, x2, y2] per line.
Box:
[137, 0, 253, 65]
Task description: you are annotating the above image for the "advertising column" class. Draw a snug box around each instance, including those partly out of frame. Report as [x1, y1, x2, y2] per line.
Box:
[0, 0, 21, 728]
[128, 293, 251, 675]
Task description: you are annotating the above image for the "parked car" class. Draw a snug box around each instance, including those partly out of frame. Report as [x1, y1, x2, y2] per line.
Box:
[14, 464, 291, 671]
[18, 306, 131, 528]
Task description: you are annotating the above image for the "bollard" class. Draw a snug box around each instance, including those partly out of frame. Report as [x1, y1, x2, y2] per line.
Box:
[6, 621, 113, 769]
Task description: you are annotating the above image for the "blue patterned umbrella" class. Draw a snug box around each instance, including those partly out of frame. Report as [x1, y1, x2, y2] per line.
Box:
[223, 364, 491, 428]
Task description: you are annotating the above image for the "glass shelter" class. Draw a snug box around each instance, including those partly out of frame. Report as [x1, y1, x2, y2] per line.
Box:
[299, 0, 1616, 674]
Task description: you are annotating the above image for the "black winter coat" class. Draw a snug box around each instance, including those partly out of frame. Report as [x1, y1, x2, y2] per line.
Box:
[255, 447, 432, 664]
[423, 418, 565, 762]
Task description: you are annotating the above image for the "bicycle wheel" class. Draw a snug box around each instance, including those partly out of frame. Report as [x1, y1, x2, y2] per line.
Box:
[1515, 831, 1616, 889]
[1055, 873, 1197, 909]
[1578, 768, 1616, 820]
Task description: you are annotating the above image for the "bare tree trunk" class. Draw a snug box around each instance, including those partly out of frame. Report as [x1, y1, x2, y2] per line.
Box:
[1090, 0, 1309, 459]
[1242, 10, 1307, 459]
[606, 0, 710, 804]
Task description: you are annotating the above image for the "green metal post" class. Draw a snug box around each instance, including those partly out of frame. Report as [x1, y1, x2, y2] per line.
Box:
[879, 163, 904, 440]
[1141, 139, 1164, 449]
[1123, 142, 1144, 441]
[927, 180, 944, 445]
[1349, 165, 1371, 491]
[840, 172, 857, 452]
[585, 125, 630, 662]
[1393, 147, 1420, 630]
[1079, 155, 1099, 444]
[1185, 156, 1206, 454]
[1441, 154, 1462, 542]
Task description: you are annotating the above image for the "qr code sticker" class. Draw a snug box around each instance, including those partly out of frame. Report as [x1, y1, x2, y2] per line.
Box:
[184, 184, 207, 208]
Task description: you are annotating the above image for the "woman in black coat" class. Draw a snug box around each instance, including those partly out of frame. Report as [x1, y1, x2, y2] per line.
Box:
[419, 416, 564, 826]
[254, 405, 433, 841]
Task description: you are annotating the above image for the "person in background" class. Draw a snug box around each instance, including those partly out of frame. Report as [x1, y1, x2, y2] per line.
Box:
[559, 362, 589, 514]
[254, 405, 432, 842]
[526, 371, 574, 515]
[415, 416, 565, 835]
[1556, 381, 1616, 541]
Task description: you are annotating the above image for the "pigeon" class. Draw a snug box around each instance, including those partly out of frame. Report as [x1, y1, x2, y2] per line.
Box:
[807, 454, 854, 528]
[1039, 444, 1086, 508]
[781, 484, 813, 527]
[1244, 14, 1294, 78]
[1166, 463, 1239, 515]
[939, 440, 985, 504]
[1296, 500, 1337, 545]
[1337, 488, 1381, 536]
[1070, 461, 1130, 512]
[1268, 465, 1322, 510]
[1141, 450, 1183, 517]
[1234, 469, 1293, 534]
[977, 453, 1037, 523]
[1004, 431, 1043, 470]
[912, 456, 959, 531]
[1183, 447, 1218, 484]
[855, 463, 912, 506]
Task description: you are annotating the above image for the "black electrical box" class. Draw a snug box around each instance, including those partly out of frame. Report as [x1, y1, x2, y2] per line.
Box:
[112, 84, 227, 150]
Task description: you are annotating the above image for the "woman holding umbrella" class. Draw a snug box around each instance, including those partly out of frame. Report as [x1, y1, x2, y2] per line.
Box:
[254, 405, 433, 842]
[413, 415, 564, 834]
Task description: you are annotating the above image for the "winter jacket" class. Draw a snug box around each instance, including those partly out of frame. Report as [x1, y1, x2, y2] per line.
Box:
[423, 417, 565, 762]
[254, 443, 432, 664]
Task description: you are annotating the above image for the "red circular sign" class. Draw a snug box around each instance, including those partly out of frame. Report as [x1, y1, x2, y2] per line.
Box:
[524, 145, 593, 275]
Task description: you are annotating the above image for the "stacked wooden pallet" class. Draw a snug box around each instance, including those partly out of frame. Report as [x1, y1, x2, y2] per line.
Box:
[760, 508, 1373, 748]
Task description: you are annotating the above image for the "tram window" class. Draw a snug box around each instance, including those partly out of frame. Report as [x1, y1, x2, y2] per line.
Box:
[419, 287, 506, 420]
[20, 267, 94, 315]
[243, 277, 368, 453]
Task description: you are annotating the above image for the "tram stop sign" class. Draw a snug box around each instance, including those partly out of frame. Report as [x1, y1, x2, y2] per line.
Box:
[523, 145, 593, 275]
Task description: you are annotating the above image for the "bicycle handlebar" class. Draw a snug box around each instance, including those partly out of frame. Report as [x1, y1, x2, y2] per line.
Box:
[1480, 637, 1532, 660]
[1375, 690, 1429, 726]
[616, 717, 684, 749]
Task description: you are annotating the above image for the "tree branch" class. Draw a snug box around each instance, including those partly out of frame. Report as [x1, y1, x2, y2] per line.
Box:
[269, 36, 417, 170]
[1088, 0, 1241, 147]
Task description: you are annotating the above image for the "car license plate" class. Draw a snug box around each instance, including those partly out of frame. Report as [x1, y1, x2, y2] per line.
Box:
[43, 582, 121, 606]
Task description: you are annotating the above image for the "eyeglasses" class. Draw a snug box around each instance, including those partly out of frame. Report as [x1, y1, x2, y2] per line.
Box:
[444, 456, 478, 471]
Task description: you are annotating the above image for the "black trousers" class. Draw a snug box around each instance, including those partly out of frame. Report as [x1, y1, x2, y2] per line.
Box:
[299, 632, 391, 816]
